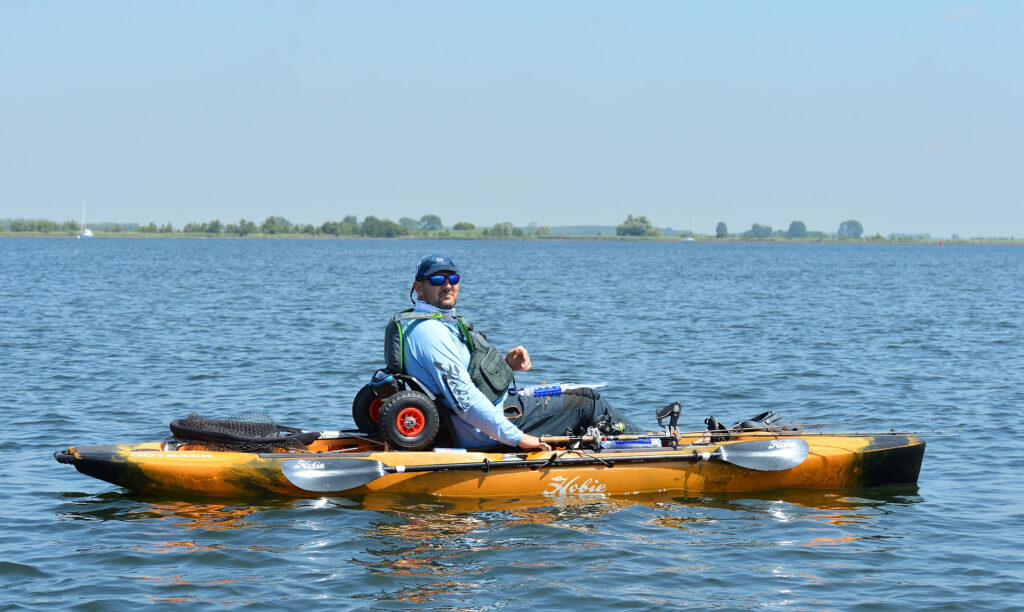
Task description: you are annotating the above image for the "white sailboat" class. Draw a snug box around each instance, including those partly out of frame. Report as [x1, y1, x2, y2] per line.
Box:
[78, 200, 93, 239]
[683, 212, 695, 241]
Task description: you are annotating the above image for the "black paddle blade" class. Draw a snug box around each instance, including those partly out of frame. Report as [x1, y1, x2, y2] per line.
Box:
[281, 458, 386, 493]
[713, 438, 809, 471]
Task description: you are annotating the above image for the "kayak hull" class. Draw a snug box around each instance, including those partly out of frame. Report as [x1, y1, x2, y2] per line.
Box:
[55, 433, 925, 500]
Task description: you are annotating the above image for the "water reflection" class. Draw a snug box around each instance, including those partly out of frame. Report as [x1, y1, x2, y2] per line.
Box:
[51, 484, 925, 607]
[352, 507, 494, 605]
[139, 575, 239, 605]
[348, 488, 927, 606]
[58, 490, 292, 529]
[368, 579, 485, 606]
[58, 484, 921, 527]
[354, 484, 921, 516]
[647, 486, 923, 555]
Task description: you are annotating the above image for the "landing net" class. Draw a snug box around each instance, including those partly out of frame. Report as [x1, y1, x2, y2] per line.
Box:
[168, 411, 319, 453]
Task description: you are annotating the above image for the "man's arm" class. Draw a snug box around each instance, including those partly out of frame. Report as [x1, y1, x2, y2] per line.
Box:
[517, 434, 551, 452]
[501, 346, 550, 449]
[406, 321, 526, 447]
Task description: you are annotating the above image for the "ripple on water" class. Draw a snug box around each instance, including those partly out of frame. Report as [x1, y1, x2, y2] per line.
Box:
[1, 240, 1022, 609]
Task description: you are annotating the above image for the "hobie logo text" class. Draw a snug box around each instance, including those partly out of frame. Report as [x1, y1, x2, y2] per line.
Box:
[295, 460, 326, 470]
[543, 475, 607, 497]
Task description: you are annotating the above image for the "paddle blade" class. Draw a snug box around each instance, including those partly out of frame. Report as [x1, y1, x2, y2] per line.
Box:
[714, 438, 809, 472]
[282, 458, 386, 493]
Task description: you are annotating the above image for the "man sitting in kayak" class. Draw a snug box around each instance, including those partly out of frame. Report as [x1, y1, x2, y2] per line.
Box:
[391, 253, 640, 452]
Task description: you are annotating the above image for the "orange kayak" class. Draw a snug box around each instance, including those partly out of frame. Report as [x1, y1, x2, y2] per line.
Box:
[55, 431, 925, 499]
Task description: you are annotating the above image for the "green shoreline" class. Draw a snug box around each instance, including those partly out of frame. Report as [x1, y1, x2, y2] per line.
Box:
[2, 233, 1021, 245]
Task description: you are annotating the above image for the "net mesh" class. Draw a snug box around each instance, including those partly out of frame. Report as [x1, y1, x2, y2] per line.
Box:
[168, 412, 314, 453]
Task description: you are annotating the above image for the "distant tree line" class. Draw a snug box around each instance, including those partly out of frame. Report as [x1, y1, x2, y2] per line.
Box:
[174, 215, 416, 238]
[0, 214, 446, 238]
[616, 215, 864, 240]
[0, 218, 141, 233]
[4, 219, 80, 233]
[0, 213, 882, 241]
[713, 219, 864, 239]
[0, 214, 557, 239]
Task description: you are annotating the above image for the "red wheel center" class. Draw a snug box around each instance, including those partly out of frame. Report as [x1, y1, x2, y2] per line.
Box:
[395, 407, 425, 436]
[369, 398, 382, 423]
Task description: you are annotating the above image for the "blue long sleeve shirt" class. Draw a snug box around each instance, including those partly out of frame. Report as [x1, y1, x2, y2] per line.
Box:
[400, 301, 524, 449]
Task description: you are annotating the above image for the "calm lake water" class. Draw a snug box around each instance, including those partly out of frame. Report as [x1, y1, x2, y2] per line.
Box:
[2, 238, 1022, 610]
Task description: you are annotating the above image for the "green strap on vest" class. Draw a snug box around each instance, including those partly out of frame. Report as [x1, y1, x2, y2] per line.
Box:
[385, 309, 514, 403]
[385, 309, 443, 374]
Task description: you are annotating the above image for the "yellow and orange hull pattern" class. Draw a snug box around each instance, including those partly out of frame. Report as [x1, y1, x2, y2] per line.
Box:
[57, 433, 924, 499]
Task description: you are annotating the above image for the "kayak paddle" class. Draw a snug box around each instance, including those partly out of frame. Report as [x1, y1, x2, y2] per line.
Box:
[281, 438, 809, 494]
[710, 437, 809, 471]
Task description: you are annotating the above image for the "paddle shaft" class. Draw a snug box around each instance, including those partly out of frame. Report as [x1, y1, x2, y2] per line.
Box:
[382, 438, 809, 475]
[384, 450, 717, 475]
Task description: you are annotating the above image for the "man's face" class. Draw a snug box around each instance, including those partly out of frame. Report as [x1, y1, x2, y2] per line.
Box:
[414, 270, 459, 309]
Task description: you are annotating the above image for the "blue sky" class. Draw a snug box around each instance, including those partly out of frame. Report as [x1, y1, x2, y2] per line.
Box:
[1, 1, 1020, 237]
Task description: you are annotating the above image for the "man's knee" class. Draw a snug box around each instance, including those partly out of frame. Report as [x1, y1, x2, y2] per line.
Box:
[563, 387, 600, 410]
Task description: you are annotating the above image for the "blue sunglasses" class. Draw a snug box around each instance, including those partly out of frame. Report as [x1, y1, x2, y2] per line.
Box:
[426, 273, 460, 286]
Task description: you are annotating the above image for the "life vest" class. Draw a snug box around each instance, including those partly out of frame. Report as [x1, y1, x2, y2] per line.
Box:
[385, 309, 515, 403]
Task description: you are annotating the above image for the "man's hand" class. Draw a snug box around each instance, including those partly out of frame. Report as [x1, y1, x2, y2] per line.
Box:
[517, 434, 551, 452]
[505, 346, 531, 371]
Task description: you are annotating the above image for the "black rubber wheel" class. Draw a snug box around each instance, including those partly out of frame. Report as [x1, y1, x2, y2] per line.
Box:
[380, 390, 440, 451]
[352, 384, 383, 435]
